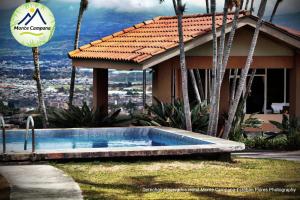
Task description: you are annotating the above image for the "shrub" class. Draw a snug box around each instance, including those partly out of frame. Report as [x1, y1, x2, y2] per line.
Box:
[48, 102, 127, 128]
[133, 98, 209, 133]
[242, 136, 288, 150]
[229, 113, 263, 141]
[268, 114, 300, 150]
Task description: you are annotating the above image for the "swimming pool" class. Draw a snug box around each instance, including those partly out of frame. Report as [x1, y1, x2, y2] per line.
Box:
[0, 127, 245, 161]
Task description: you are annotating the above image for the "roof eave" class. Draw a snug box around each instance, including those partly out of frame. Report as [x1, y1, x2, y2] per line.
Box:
[71, 58, 142, 70]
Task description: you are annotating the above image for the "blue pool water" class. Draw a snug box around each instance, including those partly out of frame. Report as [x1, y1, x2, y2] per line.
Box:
[0, 128, 213, 153]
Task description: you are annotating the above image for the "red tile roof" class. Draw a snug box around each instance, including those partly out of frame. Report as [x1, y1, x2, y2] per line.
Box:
[69, 11, 248, 63]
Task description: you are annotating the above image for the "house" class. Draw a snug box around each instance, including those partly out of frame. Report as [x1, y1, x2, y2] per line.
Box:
[68, 11, 300, 128]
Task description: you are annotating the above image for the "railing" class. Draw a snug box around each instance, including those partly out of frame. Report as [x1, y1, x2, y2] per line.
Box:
[0, 116, 6, 154]
[24, 116, 35, 153]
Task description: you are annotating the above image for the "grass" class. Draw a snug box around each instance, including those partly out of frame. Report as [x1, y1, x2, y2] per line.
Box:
[54, 157, 300, 200]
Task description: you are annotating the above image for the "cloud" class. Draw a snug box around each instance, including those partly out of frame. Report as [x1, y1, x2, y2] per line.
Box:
[1, 0, 300, 15]
[58, 0, 206, 13]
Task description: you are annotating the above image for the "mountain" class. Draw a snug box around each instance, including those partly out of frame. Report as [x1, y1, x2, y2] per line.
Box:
[0, 3, 299, 72]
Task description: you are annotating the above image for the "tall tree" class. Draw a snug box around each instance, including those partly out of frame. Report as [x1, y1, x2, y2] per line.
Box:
[174, 0, 192, 131]
[208, 0, 242, 136]
[194, 69, 205, 100]
[207, 0, 218, 135]
[244, 0, 250, 10]
[32, 47, 48, 128]
[189, 69, 201, 104]
[25, 0, 48, 128]
[223, 0, 268, 139]
[250, 0, 255, 14]
[69, 0, 89, 106]
[269, 0, 283, 22]
[208, 0, 230, 136]
[160, 0, 192, 130]
[240, 0, 244, 9]
[206, 0, 210, 13]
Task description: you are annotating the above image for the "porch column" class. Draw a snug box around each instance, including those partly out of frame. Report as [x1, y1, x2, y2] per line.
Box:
[290, 53, 300, 117]
[152, 62, 172, 103]
[93, 68, 108, 115]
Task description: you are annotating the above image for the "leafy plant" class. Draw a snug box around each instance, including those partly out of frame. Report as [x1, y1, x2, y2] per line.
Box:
[229, 113, 263, 141]
[133, 98, 209, 133]
[242, 136, 288, 150]
[48, 102, 125, 128]
[267, 114, 300, 150]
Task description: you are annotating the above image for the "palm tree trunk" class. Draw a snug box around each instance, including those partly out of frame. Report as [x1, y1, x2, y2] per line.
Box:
[270, 0, 282, 22]
[223, 0, 267, 139]
[230, 69, 239, 105]
[207, 0, 218, 136]
[244, 69, 256, 102]
[221, 5, 240, 81]
[210, 0, 229, 136]
[206, 0, 210, 13]
[195, 69, 205, 100]
[26, 0, 47, 127]
[245, 0, 250, 10]
[174, 0, 192, 131]
[142, 70, 146, 107]
[32, 47, 48, 128]
[240, 0, 244, 9]
[230, 69, 256, 139]
[69, 3, 85, 106]
[189, 69, 201, 104]
[250, 0, 255, 14]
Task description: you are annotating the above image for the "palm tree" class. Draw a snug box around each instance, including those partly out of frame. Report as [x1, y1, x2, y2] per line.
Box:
[208, 0, 241, 136]
[210, 0, 230, 136]
[160, 0, 192, 130]
[205, 0, 210, 13]
[207, 0, 218, 135]
[69, 0, 89, 106]
[25, 0, 48, 128]
[244, 0, 250, 10]
[174, 0, 192, 131]
[270, 0, 283, 22]
[189, 69, 201, 104]
[194, 69, 205, 100]
[32, 47, 48, 128]
[223, 0, 268, 139]
[240, 0, 244, 9]
[250, 0, 255, 14]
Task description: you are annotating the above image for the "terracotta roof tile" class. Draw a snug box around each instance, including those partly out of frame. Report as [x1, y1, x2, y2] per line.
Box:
[69, 11, 248, 63]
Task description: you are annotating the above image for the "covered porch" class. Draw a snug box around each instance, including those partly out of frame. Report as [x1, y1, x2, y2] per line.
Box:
[68, 12, 300, 129]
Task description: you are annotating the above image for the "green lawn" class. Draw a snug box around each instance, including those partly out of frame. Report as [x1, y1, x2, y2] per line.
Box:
[54, 157, 300, 200]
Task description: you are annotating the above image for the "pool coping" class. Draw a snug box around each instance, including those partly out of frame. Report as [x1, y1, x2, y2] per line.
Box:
[1, 127, 245, 161]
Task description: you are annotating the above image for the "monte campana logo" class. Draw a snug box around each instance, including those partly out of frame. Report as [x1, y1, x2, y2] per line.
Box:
[14, 8, 50, 34]
[10, 2, 55, 47]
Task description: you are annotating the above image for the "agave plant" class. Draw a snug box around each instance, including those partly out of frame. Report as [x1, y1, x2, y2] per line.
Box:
[267, 114, 300, 148]
[133, 98, 209, 133]
[229, 112, 263, 141]
[48, 102, 124, 128]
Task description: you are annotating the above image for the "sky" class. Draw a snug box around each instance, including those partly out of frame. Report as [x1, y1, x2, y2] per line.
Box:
[1, 0, 300, 16]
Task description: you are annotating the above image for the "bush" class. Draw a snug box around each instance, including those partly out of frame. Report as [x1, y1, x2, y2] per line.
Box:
[48, 102, 127, 128]
[243, 136, 288, 150]
[133, 98, 209, 133]
[267, 114, 300, 150]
